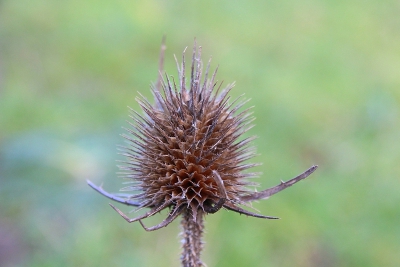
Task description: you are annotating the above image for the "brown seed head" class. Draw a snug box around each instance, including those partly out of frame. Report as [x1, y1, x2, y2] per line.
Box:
[87, 42, 318, 232]
[119, 45, 261, 225]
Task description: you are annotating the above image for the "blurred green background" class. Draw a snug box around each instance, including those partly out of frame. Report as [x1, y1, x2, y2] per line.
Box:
[1, 0, 399, 266]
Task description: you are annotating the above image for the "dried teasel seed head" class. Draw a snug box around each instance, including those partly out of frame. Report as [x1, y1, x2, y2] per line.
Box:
[120, 44, 262, 225]
[88, 42, 318, 232]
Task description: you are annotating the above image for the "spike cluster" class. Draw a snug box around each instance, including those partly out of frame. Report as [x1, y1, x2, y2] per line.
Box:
[118, 44, 278, 228]
[87, 41, 317, 267]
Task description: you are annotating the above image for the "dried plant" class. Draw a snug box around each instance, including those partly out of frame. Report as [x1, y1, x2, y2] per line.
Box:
[88, 39, 318, 267]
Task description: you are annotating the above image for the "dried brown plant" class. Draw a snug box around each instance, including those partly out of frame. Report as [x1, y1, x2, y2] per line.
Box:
[88, 39, 318, 267]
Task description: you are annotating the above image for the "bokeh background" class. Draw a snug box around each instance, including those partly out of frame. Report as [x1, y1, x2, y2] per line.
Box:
[1, 0, 399, 266]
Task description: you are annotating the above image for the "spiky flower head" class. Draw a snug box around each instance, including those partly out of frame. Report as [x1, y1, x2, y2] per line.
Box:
[88, 42, 317, 232]
[88, 41, 318, 267]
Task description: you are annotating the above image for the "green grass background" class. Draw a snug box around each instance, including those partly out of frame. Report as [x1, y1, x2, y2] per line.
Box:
[1, 0, 399, 266]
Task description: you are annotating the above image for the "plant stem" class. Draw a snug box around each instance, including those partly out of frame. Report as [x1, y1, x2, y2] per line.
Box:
[180, 209, 204, 267]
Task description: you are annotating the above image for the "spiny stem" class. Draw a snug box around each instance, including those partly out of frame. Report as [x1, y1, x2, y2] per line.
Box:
[180, 209, 204, 267]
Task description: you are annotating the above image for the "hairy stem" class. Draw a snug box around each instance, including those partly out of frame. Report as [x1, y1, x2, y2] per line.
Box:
[180, 209, 204, 267]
